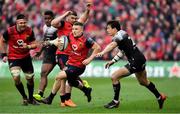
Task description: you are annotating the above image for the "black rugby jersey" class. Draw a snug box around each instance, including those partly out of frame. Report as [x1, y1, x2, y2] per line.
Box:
[113, 30, 146, 62]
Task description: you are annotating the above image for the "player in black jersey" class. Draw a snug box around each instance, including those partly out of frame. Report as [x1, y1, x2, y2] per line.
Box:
[33, 10, 58, 101]
[96, 20, 166, 109]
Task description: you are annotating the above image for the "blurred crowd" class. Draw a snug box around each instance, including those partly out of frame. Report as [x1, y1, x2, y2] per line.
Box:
[0, 0, 179, 61]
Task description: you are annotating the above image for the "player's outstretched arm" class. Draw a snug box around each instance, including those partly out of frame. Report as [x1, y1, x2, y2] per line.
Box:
[82, 42, 101, 65]
[0, 35, 8, 62]
[96, 41, 118, 57]
[78, 2, 92, 24]
[51, 11, 72, 28]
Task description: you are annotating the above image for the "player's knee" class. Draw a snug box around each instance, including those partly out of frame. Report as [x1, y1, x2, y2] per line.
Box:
[11, 69, 21, 77]
[41, 70, 48, 77]
[111, 76, 117, 82]
[25, 73, 34, 80]
[13, 76, 21, 84]
[139, 81, 148, 86]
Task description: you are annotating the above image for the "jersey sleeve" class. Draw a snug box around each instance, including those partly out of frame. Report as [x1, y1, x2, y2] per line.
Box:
[58, 21, 65, 28]
[112, 30, 128, 44]
[85, 37, 94, 48]
[2, 30, 9, 41]
[27, 31, 36, 42]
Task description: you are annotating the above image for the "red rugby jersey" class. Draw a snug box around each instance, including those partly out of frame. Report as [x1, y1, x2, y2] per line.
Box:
[3, 26, 35, 59]
[67, 33, 94, 68]
[56, 21, 72, 55]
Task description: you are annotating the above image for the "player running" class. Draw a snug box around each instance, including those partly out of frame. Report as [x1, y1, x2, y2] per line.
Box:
[41, 21, 101, 106]
[96, 20, 166, 109]
[41, 3, 92, 107]
[33, 10, 58, 101]
[0, 14, 39, 106]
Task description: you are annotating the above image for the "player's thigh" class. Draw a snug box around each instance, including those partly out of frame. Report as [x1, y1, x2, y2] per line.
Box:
[8, 59, 21, 79]
[56, 71, 67, 80]
[41, 63, 55, 76]
[10, 66, 21, 82]
[112, 67, 131, 80]
[20, 56, 34, 79]
[135, 70, 149, 86]
[56, 54, 68, 70]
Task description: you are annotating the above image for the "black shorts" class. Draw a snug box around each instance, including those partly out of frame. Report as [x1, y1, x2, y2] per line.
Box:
[43, 53, 56, 64]
[56, 54, 69, 70]
[8, 56, 34, 73]
[125, 58, 146, 73]
[65, 65, 85, 81]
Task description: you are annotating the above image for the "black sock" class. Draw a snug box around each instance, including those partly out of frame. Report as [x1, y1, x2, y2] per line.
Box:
[65, 93, 71, 100]
[146, 82, 161, 98]
[113, 83, 120, 101]
[38, 91, 44, 97]
[15, 82, 27, 99]
[60, 95, 66, 103]
[27, 83, 34, 101]
[49, 92, 56, 101]
[81, 86, 87, 94]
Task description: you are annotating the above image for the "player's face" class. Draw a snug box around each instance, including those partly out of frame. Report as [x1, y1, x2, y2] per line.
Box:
[44, 15, 53, 26]
[16, 19, 28, 32]
[72, 25, 83, 38]
[106, 25, 116, 36]
[67, 15, 77, 24]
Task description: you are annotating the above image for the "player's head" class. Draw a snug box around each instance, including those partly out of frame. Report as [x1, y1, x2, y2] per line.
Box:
[44, 10, 54, 26]
[16, 14, 28, 32]
[66, 11, 78, 24]
[106, 20, 121, 36]
[72, 21, 84, 38]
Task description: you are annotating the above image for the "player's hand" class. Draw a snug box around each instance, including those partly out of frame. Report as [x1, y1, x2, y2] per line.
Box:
[55, 38, 63, 48]
[105, 61, 114, 69]
[96, 52, 103, 57]
[86, 2, 92, 10]
[34, 51, 42, 57]
[42, 41, 51, 46]
[2, 56, 8, 63]
[82, 58, 91, 65]
[65, 11, 73, 16]
[22, 43, 31, 49]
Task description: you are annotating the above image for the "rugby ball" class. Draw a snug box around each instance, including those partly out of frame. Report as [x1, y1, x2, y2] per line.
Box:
[49, 35, 68, 51]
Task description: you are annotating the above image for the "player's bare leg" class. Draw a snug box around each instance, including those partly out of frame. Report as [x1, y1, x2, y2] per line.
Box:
[135, 70, 166, 109]
[41, 71, 66, 104]
[33, 63, 55, 101]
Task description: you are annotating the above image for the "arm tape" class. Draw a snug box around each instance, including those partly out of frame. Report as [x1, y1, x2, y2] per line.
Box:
[112, 51, 123, 63]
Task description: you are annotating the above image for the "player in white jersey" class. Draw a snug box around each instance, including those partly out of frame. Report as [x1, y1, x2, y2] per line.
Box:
[33, 10, 58, 101]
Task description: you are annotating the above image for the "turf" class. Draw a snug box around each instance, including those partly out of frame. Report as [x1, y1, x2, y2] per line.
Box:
[0, 77, 179, 114]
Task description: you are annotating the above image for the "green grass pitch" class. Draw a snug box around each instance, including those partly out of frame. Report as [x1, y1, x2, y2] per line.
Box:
[0, 77, 180, 114]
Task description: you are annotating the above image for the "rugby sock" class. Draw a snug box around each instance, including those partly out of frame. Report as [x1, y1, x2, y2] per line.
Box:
[15, 82, 27, 99]
[49, 92, 56, 100]
[146, 82, 161, 98]
[113, 83, 120, 101]
[60, 95, 66, 103]
[81, 86, 88, 93]
[38, 91, 44, 97]
[27, 83, 34, 101]
[65, 93, 71, 100]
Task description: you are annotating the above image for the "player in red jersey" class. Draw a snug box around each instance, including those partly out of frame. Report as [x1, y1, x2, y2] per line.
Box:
[47, 3, 92, 107]
[41, 21, 101, 106]
[0, 14, 39, 105]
